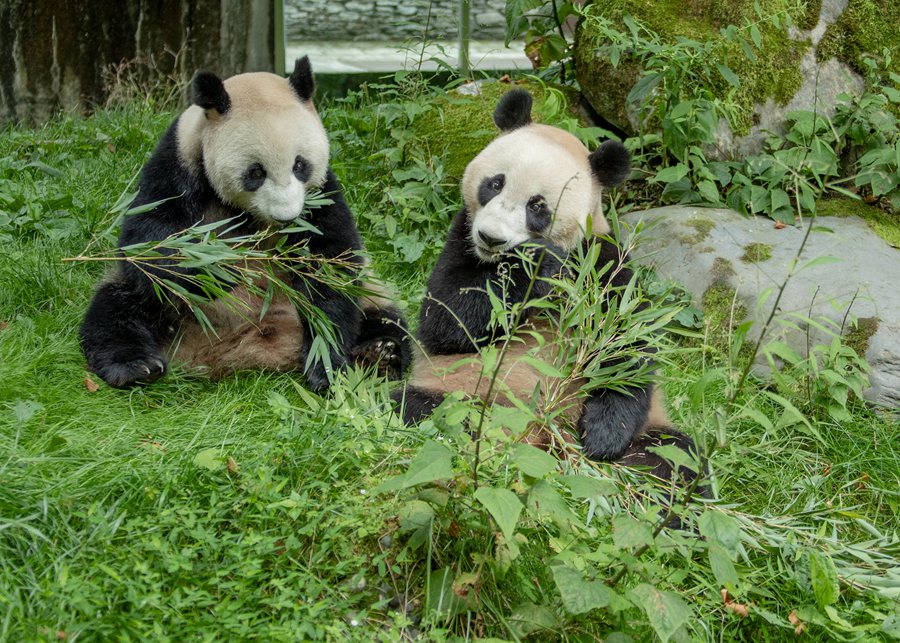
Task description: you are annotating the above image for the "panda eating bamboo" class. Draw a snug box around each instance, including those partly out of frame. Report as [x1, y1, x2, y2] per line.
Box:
[80, 57, 410, 390]
[393, 89, 700, 484]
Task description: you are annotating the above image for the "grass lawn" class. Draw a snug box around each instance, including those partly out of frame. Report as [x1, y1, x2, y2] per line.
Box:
[0, 85, 898, 641]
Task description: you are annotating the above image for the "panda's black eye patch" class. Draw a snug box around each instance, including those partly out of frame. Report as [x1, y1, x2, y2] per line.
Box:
[293, 155, 311, 182]
[478, 173, 505, 206]
[526, 195, 551, 233]
[243, 163, 267, 192]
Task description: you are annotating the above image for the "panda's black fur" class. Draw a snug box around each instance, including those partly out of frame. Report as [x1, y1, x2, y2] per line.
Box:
[80, 57, 411, 390]
[394, 89, 701, 488]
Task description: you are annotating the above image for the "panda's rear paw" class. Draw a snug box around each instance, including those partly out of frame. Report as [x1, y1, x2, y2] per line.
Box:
[351, 338, 406, 381]
[92, 354, 168, 389]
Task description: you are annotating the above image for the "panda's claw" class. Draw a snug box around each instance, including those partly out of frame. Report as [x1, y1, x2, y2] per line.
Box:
[351, 337, 405, 381]
[91, 353, 169, 389]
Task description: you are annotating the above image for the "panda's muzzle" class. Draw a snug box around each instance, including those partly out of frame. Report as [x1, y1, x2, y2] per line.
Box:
[477, 230, 507, 250]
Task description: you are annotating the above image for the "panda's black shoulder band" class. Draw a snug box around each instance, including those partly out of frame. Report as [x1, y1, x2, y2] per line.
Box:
[192, 72, 231, 115]
[289, 56, 315, 101]
[493, 89, 532, 131]
[589, 139, 631, 188]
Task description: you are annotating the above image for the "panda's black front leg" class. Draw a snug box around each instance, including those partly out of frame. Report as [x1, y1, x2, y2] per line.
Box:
[296, 283, 362, 391]
[579, 384, 652, 461]
[80, 278, 173, 388]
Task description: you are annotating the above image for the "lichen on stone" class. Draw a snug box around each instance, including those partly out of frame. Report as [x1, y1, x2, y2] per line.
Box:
[741, 242, 773, 263]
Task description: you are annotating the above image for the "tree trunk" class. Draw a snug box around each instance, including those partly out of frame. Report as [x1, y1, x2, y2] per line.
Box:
[0, 0, 275, 124]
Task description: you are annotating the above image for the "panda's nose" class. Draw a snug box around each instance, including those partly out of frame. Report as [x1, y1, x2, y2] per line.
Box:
[478, 230, 506, 248]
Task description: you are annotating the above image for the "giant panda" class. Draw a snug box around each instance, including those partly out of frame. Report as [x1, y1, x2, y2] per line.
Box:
[393, 89, 700, 484]
[80, 57, 410, 390]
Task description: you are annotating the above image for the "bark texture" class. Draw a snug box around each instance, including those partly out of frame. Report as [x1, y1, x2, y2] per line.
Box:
[0, 0, 274, 124]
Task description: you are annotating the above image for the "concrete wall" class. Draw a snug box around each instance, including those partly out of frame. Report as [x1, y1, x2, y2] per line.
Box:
[285, 0, 507, 41]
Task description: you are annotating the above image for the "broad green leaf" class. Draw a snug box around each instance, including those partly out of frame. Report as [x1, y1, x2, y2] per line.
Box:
[750, 23, 762, 48]
[612, 514, 654, 549]
[193, 447, 224, 471]
[809, 550, 840, 608]
[398, 500, 434, 532]
[511, 443, 558, 478]
[708, 542, 739, 589]
[527, 481, 574, 525]
[398, 500, 434, 551]
[653, 163, 688, 183]
[474, 486, 523, 541]
[630, 584, 692, 642]
[551, 565, 614, 615]
[698, 510, 741, 552]
[403, 440, 454, 488]
[427, 567, 474, 617]
[716, 63, 741, 88]
[697, 179, 721, 204]
[509, 602, 558, 638]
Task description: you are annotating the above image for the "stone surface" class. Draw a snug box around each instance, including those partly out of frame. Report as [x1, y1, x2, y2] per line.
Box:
[285, 0, 507, 42]
[622, 205, 900, 407]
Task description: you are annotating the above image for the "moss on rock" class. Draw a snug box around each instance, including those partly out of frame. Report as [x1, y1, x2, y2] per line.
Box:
[680, 217, 716, 244]
[817, 0, 900, 81]
[844, 316, 879, 357]
[710, 257, 737, 282]
[741, 242, 773, 263]
[701, 283, 747, 351]
[574, 0, 812, 135]
[817, 197, 900, 248]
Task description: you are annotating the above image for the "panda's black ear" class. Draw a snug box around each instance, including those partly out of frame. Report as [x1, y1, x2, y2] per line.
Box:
[192, 71, 231, 115]
[493, 89, 532, 131]
[289, 56, 315, 101]
[589, 140, 631, 188]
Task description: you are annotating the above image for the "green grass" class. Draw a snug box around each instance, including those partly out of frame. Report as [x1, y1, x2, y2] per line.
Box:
[1, 90, 898, 641]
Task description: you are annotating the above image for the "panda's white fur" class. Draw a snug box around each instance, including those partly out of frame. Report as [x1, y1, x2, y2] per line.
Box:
[396, 90, 699, 486]
[176, 72, 329, 225]
[80, 58, 411, 389]
[462, 123, 610, 262]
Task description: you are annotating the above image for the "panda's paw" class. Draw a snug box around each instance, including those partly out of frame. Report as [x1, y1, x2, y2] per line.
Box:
[304, 353, 347, 392]
[351, 337, 407, 381]
[93, 354, 168, 389]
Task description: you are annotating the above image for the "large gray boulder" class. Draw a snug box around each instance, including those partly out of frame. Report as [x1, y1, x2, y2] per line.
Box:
[623, 205, 900, 407]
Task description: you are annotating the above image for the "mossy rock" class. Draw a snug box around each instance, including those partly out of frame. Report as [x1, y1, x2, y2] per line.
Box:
[741, 242, 773, 263]
[574, 0, 814, 137]
[818, 0, 900, 82]
[817, 197, 900, 248]
[411, 79, 585, 183]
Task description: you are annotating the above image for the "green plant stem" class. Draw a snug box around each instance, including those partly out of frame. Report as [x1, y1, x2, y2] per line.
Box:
[549, 0, 567, 83]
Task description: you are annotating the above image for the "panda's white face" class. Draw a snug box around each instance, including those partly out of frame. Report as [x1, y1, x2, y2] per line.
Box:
[462, 124, 605, 263]
[178, 70, 330, 227]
